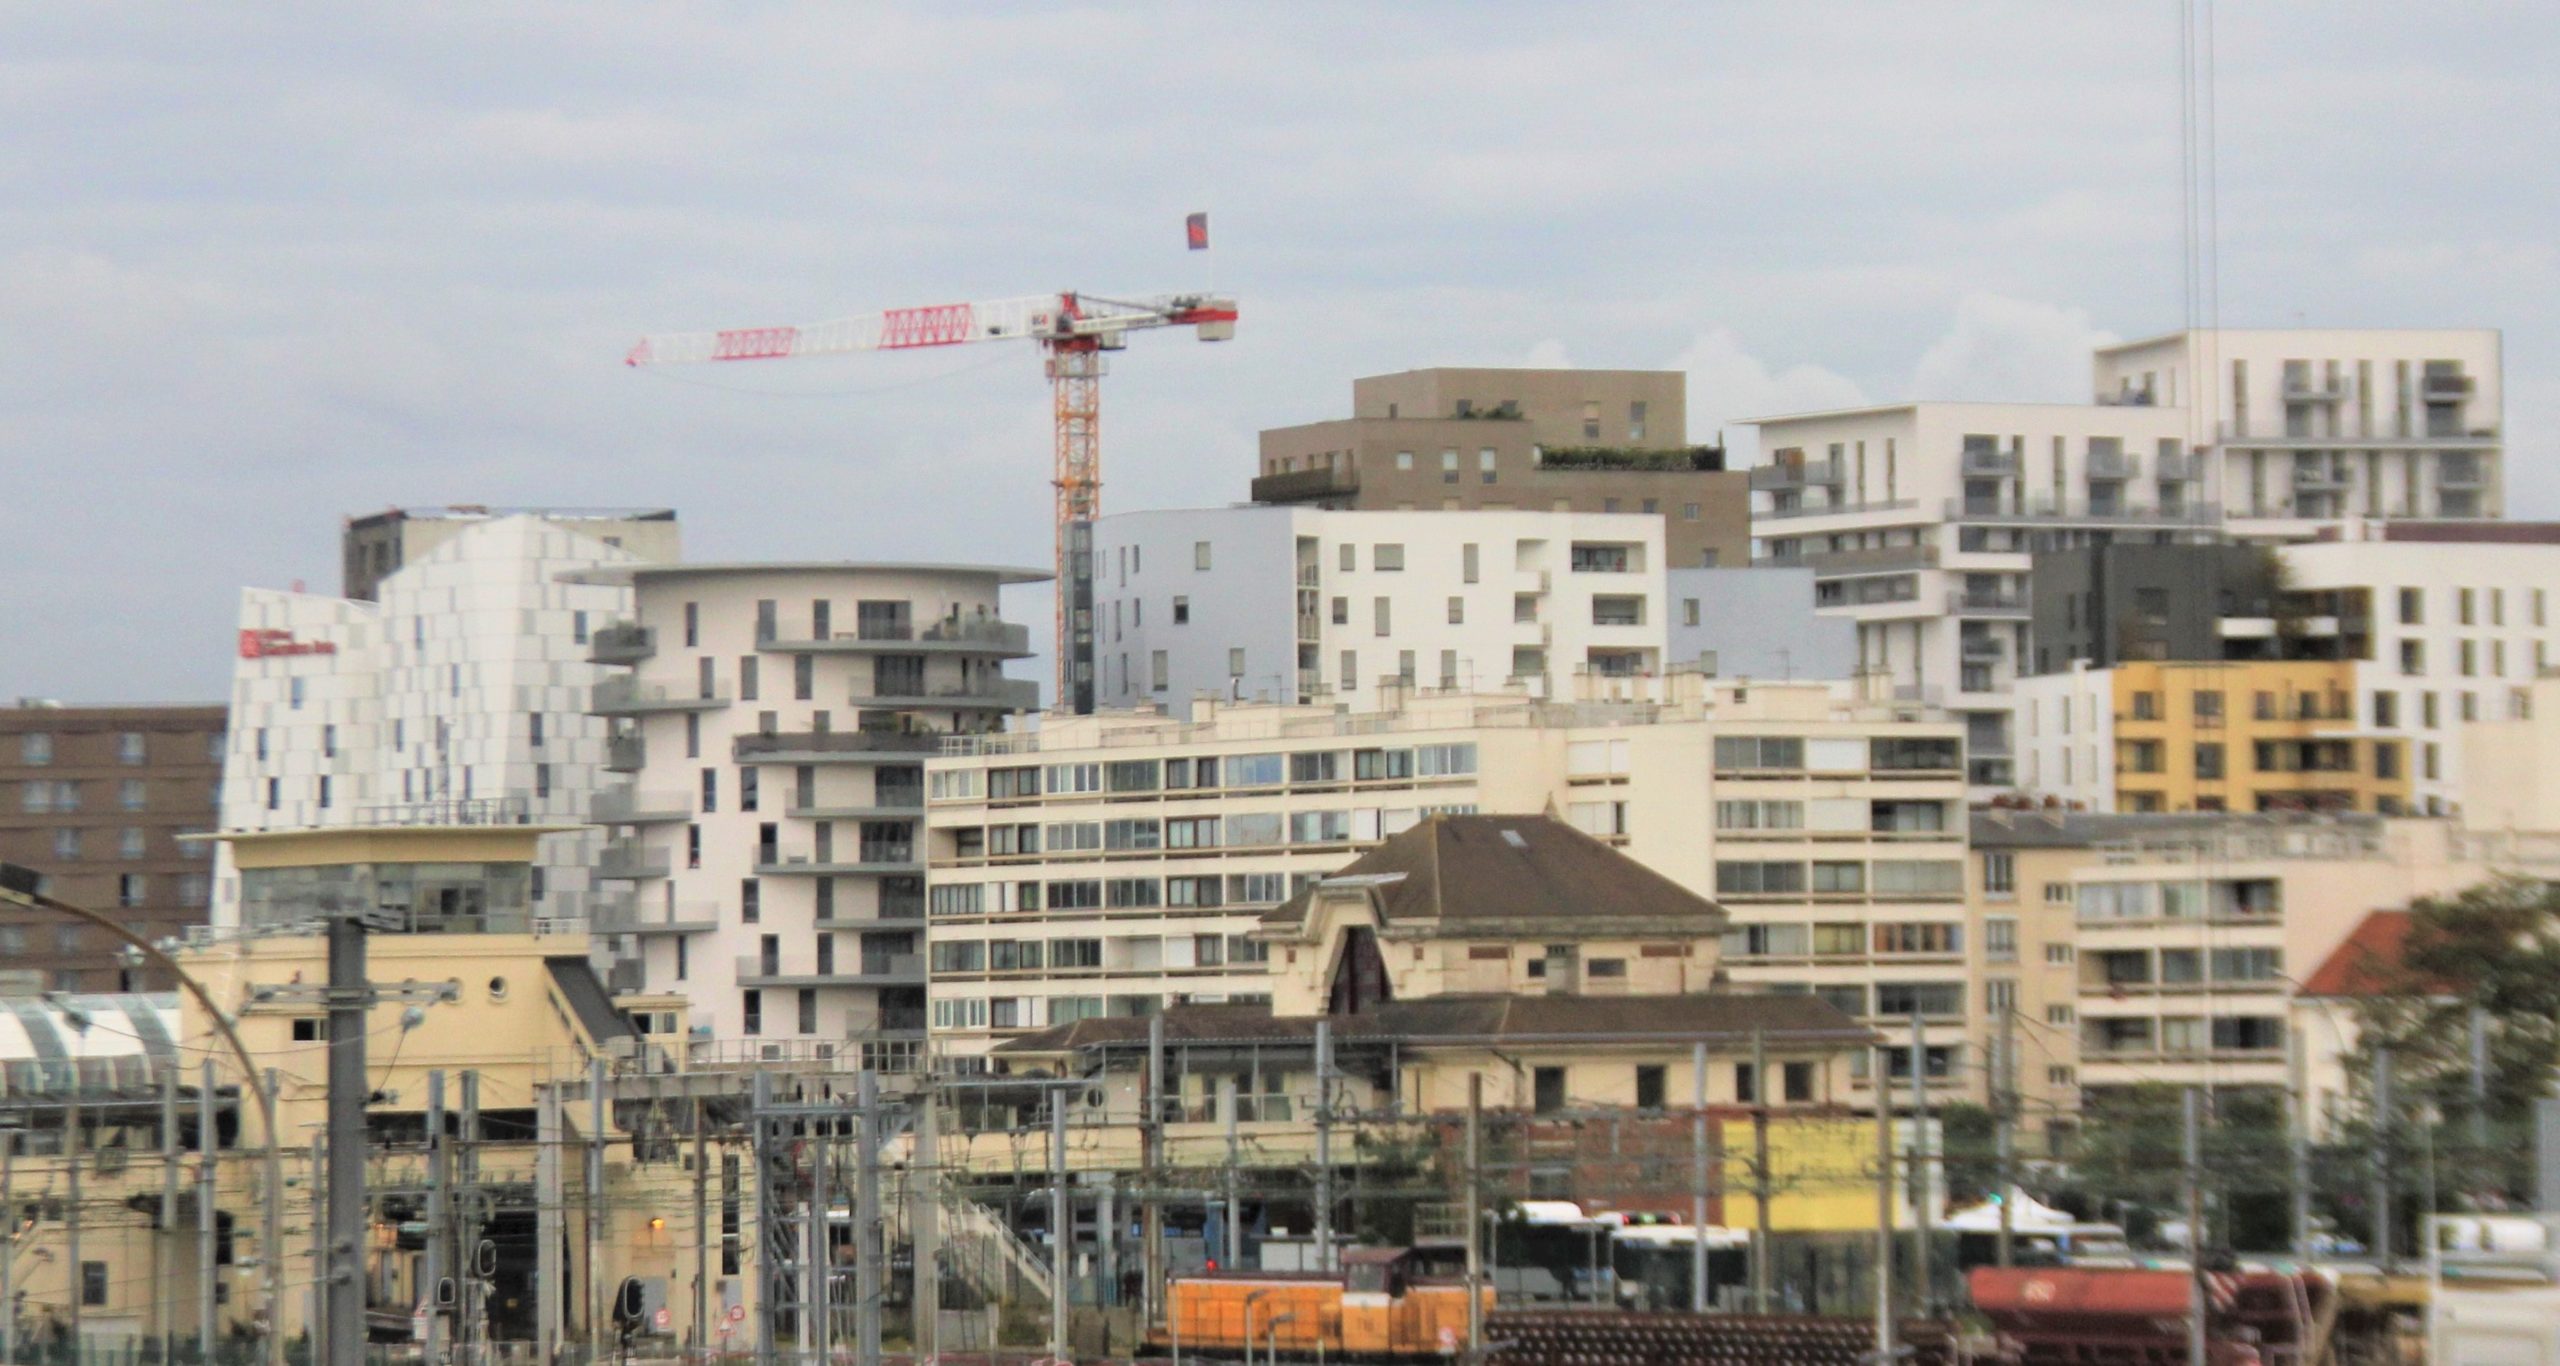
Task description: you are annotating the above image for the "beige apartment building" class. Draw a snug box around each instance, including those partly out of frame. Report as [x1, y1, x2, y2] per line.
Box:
[924, 673, 1977, 1108]
[1253, 368, 1752, 570]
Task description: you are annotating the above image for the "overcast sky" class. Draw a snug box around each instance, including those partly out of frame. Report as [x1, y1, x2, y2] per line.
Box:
[6, 3, 2555, 704]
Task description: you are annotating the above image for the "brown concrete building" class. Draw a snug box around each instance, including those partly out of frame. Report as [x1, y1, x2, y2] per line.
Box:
[0, 701, 226, 990]
[1253, 368, 1751, 569]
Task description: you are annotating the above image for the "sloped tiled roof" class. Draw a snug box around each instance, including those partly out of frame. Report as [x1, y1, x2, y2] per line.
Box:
[2297, 911, 2436, 998]
[1258, 814, 1724, 930]
[993, 992, 1870, 1055]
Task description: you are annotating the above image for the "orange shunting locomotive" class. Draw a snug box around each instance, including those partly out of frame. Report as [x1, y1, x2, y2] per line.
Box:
[1152, 1248, 1489, 1360]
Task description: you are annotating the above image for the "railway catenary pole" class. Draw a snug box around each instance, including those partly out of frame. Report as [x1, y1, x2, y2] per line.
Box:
[1466, 1074, 1484, 1364]
[1906, 1008, 1931, 1315]
[1995, 1011, 2016, 1269]
[1689, 1041, 1709, 1314]
[2372, 1047, 2396, 1272]
[1145, 1014, 1166, 1320]
[1050, 1097, 1069, 1365]
[1314, 1020, 1335, 1273]
[1872, 1043, 1896, 1365]
[198, 1061, 217, 1363]
[160, 1058, 178, 1365]
[1752, 1027, 1772, 1314]
[2185, 1088, 2207, 1366]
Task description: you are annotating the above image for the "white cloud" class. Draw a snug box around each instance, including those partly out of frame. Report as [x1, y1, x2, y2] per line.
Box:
[1906, 294, 2118, 404]
[1667, 329, 1869, 464]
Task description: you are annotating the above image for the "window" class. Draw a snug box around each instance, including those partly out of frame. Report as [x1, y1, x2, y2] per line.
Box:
[1532, 1067, 1566, 1114]
[1479, 448, 1497, 483]
[1874, 982, 1964, 1018]
[2400, 640, 2424, 676]
[81, 1262, 106, 1308]
[1395, 450, 1414, 470]
[1194, 540, 1212, 570]
[1373, 597, 1391, 637]
[119, 779, 147, 811]
[2398, 587, 2423, 625]
[1227, 647, 1245, 678]
[1982, 852, 2015, 897]
[700, 768, 718, 813]
[1374, 544, 1404, 572]
[19, 733, 51, 765]
[1986, 918, 2017, 962]
[1873, 923, 1961, 955]
[1715, 861, 1805, 895]
[2194, 742, 2225, 780]
[1713, 736, 1804, 771]
[2045, 943, 2074, 964]
[1634, 1065, 1666, 1110]
[1447, 596, 1465, 625]
[1172, 597, 1189, 624]
[741, 990, 761, 1036]
[1440, 450, 1459, 483]
[1462, 543, 1480, 583]
[1812, 861, 1865, 894]
[116, 731, 148, 765]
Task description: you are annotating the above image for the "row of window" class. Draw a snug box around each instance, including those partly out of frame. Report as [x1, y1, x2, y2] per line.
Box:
[931, 746, 1482, 802]
[951, 804, 1479, 862]
[2394, 585, 2549, 629]
[1711, 736, 1963, 773]
[1721, 921, 1966, 958]
[928, 870, 1309, 917]
[1712, 859, 1966, 897]
[2083, 1015, 2285, 1055]
[1711, 798, 1952, 835]
[18, 779, 190, 814]
[2084, 946, 2282, 986]
[928, 932, 1270, 974]
[14, 732, 221, 766]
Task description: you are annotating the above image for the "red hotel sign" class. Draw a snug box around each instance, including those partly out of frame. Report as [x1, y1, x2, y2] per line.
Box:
[238, 629, 337, 660]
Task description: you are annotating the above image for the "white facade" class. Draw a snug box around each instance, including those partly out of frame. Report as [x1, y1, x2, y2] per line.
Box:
[1747, 401, 2211, 794]
[1087, 506, 1668, 716]
[924, 675, 1979, 1104]
[213, 516, 647, 924]
[2093, 328, 2504, 537]
[585, 562, 1042, 1057]
[2279, 527, 2560, 814]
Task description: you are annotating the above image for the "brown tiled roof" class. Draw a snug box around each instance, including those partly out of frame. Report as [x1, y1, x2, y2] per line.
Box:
[993, 992, 1871, 1055]
[2298, 910, 2445, 998]
[1258, 814, 1725, 931]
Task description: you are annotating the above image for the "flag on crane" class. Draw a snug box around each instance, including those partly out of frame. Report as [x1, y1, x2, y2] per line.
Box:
[1186, 212, 1209, 250]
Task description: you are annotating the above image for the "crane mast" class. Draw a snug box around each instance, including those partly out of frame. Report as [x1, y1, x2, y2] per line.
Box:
[628, 290, 1236, 711]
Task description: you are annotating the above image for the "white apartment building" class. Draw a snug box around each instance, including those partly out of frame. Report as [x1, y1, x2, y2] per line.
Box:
[580, 561, 1041, 1059]
[1085, 505, 1667, 716]
[1748, 401, 2213, 793]
[2093, 328, 2503, 537]
[213, 515, 650, 925]
[2058, 817, 2556, 1103]
[2280, 523, 2560, 815]
[923, 674, 1980, 1107]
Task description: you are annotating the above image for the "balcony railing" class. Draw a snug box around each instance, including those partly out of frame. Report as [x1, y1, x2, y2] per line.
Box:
[855, 679, 1041, 712]
[1250, 466, 1360, 503]
[604, 733, 646, 773]
[2422, 372, 2474, 398]
[1748, 458, 1840, 491]
[592, 897, 719, 935]
[590, 788, 691, 825]
[1948, 590, 2028, 616]
[2085, 450, 2139, 481]
[587, 621, 655, 665]
[593, 676, 726, 715]
[596, 839, 670, 880]
[1943, 497, 2219, 525]
[2154, 450, 2202, 481]
[1759, 544, 1939, 576]
[735, 729, 946, 762]
[1960, 448, 2019, 477]
[736, 952, 925, 983]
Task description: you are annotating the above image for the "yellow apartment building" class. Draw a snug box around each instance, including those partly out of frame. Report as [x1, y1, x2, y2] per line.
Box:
[2017, 659, 2409, 815]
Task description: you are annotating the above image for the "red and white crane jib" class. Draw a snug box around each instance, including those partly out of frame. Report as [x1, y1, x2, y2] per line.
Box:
[623, 291, 1235, 367]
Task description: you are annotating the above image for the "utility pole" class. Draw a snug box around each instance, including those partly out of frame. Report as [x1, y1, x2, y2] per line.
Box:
[1465, 1075, 1483, 1362]
[308, 1130, 326, 1356]
[161, 1060, 179, 1364]
[1313, 1020, 1334, 1273]
[856, 1071, 882, 1366]
[1906, 1009, 1931, 1315]
[1872, 1045, 1895, 1366]
[198, 1061, 217, 1363]
[1049, 1099, 1068, 1366]
[692, 1100, 710, 1359]
[2470, 1004, 2493, 1153]
[1223, 1082, 1242, 1270]
[323, 918, 366, 1364]
[3, 1120, 16, 1366]
[2372, 1047, 2395, 1272]
[2287, 1027, 2312, 1259]
[805, 1099, 829, 1362]
[424, 1070, 447, 1364]
[912, 1082, 940, 1366]
[1995, 1012, 2016, 1269]
[68, 1065, 83, 1354]
[1688, 1041, 1708, 1315]
[2184, 1088, 2206, 1366]
[587, 1059, 608, 1365]
[537, 1081, 563, 1359]
[458, 1071, 483, 1366]
[1751, 1028, 1772, 1314]
[1144, 1014, 1166, 1321]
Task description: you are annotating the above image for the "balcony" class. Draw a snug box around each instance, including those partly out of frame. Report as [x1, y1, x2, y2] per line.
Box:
[588, 621, 655, 665]
[766, 619, 1035, 658]
[1748, 458, 1840, 491]
[2290, 464, 2348, 491]
[735, 952, 925, 987]
[2154, 450, 2202, 481]
[2281, 377, 2347, 402]
[2085, 449, 2139, 481]
[787, 793, 924, 821]
[1250, 466, 1361, 504]
[1960, 635, 2006, 660]
[1755, 498, 1920, 522]
[734, 729, 947, 764]
[603, 733, 646, 774]
[1959, 448, 2019, 477]
[855, 678, 1041, 712]
[1764, 544, 1938, 576]
[2438, 458, 2489, 488]
[1942, 496, 2219, 526]
[590, 787, 691, 825]
[2423, 371, 2474, 399]
[592, 676, 727, 715]
[2220, 425, 2497, 450]
[817, 907, 930, 932]
[754, 846, 922, 877]
[1947, 590, 2029, 618]
[595, 838, 670, 881]
[592, 897, 718, 936]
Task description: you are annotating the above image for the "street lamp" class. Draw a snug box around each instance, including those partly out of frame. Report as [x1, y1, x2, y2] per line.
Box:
[0, 863, 286, 1366]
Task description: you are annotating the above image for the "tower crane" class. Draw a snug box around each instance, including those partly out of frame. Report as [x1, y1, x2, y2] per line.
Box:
[627, 290, 1238, 712]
